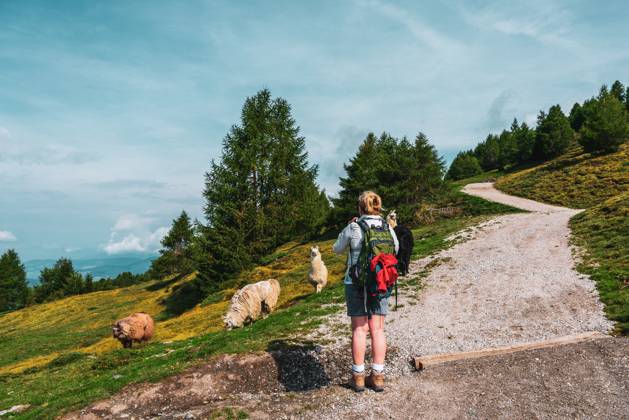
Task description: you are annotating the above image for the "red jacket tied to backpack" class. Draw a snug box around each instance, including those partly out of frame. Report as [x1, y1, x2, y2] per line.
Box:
[370, 253, 399, 294]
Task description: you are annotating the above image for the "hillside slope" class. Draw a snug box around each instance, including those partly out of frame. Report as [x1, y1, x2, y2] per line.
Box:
[0, 189, 519, 419]
[495, 143, 628, 209]
[571, 192, 629, 334]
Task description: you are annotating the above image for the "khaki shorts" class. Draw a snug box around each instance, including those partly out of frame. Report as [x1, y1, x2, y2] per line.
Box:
[344, 283, 388, 317]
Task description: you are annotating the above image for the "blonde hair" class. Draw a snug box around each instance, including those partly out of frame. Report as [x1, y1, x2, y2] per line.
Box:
[358, 191, 382, 215]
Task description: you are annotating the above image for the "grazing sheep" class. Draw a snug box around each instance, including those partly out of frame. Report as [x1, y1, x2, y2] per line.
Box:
[308, 245, 328, 293]
[387, 210, 414, 276]
[224, 279, 280, 330]
[112, 312, 154, 348]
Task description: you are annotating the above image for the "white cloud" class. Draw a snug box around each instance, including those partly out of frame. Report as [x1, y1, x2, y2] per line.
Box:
[102, 215, 168, 254]
[104, 233, 144, 254]
[0, 230, 17, 241]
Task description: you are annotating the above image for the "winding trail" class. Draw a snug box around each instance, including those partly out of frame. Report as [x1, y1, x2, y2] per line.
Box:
[67, 183, 626, 420]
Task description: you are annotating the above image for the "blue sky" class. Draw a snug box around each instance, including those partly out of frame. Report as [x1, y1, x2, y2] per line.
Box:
[1, 0, 628, 261]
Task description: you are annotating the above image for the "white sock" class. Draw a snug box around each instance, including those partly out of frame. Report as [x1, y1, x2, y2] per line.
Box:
[372, 363, 384, 373]
[351, 363, 365, 373]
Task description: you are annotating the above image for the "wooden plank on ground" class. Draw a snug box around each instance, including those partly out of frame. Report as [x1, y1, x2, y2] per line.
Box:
[414, 331, 608, 370]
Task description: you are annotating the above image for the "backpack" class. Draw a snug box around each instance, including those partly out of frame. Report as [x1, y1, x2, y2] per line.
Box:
[349, 217, 399, 309]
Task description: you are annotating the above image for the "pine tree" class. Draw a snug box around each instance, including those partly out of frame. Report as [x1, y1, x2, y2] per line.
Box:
[579, 90, 629, 153]
[162, 211, 193, 255]
[514, 121, 535, 164]
[569, 102, 586, 131]
[533, 105, 574, 160]
[332, 132, 444, 226]
[497, 123, 518, 169]
[198, 89, 326, 288]
[474, 134, 500, 170]
[34, 258, 79, 302]
[446, 151, 482, 181]
[84, 273, 94, 293]
[149, 211, 195, 278]
[330, 133, 381, 227]
[0, 249, 29, 312]
[610, 80, 625, 103]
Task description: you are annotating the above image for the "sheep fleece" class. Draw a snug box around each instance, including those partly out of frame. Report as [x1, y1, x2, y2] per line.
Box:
[113, 312, 154, 348]
[224, 279, 280, 329]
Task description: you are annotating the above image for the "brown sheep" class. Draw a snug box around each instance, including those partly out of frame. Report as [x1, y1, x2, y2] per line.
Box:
[112, 312, 154, 348]
[224, 279, 280, 329]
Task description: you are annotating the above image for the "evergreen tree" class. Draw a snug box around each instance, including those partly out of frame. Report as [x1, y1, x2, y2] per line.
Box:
[610, 80, 625, 103]
[84, 273, 94, 293]
[446, 151, 482, 181]
[0, 249, 29, 312]
[331, 132, 444, 226]
[533, 105, 574, 160]
[198, 89, 326, 288]
[513, 121, 536, 164]
[34, 258, 81, 302]
[497, 124, 518, 169]
[626, 86, 629, 112]
[330, 133, 381, 227]
[149, 211, 196, 279]
[579, 90, 629, 153]
[474, 134, 500, 170]
[162, 211, 193, 255]
[569, 102, 586, 131]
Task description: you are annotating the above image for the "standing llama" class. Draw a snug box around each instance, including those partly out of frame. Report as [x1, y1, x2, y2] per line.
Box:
[308, 245, 328, 293]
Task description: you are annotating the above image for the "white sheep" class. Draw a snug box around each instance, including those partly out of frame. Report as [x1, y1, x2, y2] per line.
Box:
[223, 279, 281, 329]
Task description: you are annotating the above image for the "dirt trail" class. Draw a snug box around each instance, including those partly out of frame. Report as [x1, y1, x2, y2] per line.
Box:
[66, 183, 624, 419]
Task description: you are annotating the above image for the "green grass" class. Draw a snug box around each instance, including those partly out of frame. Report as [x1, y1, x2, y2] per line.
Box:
[496, 144, 628, 209]
[0, 187, 517, 419]
[570, 192, 629, 335]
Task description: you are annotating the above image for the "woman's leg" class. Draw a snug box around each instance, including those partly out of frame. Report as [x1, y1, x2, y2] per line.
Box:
[368, 315, 386, 365]
[351, 316, 369, 365]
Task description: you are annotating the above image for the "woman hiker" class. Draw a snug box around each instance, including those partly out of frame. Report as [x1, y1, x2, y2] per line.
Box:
[333, 191, 399, 392]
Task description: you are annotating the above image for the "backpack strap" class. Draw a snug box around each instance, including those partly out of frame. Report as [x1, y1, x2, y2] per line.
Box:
[356, 219, 369, 233]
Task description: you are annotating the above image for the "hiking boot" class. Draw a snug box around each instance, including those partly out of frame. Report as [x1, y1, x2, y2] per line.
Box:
[350, 371, 365, 392]
[366, 371, 385, 392]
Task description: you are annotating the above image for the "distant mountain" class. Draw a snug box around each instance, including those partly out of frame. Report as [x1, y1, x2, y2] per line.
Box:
[24, 254, 157, 285]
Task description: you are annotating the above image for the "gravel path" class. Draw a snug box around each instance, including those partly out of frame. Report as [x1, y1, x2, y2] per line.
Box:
[311, 182, 613, 378]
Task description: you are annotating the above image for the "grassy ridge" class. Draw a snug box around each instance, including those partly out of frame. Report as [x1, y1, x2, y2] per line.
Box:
[495, 144, 628, 209]
[0, 191, 519, 419]
[570, 192, 629, 335]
